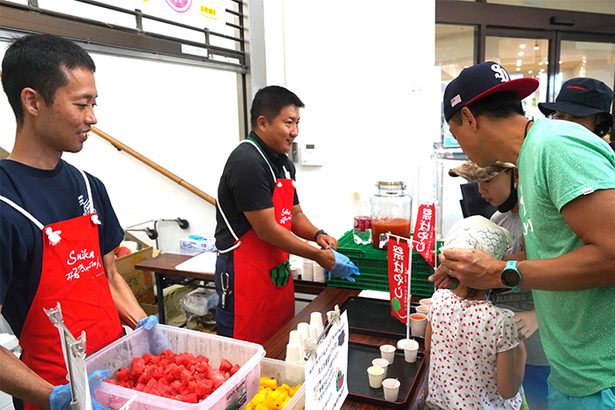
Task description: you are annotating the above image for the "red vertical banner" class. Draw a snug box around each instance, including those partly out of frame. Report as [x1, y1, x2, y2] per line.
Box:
[388, 240, 410, 324]
[413, 203, 436, 267]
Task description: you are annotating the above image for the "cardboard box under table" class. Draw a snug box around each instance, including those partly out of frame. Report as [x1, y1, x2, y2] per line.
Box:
[115, 233, 155, 306]
[85, 325, 265, 410]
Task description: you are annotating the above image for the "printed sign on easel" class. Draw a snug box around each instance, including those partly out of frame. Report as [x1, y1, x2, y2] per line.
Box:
[304, 311, 349, 410]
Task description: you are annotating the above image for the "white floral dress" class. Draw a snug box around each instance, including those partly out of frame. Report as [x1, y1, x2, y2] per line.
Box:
[426, 289, 522, 410]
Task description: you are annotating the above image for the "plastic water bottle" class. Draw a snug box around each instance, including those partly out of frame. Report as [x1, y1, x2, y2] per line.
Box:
[353, 216, 372, 245]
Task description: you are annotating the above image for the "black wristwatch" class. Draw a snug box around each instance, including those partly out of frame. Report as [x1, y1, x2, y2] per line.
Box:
[313, 229, 327, 242]
[501, 260, 522, 291]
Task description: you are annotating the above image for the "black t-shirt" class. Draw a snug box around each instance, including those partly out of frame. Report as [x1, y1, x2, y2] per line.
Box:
[0, 159, 123, 337]
[215, 132, 299, 250]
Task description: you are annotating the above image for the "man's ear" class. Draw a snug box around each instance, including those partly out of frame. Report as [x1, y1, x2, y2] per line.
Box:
[21, 87, 42, 117]
[255, 115, 268, 131]
[460, 106, 478, 130]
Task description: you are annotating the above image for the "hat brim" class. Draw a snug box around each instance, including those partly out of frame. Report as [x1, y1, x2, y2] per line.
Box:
[538, 100, 611, 118]
[466, 77, 539, 108]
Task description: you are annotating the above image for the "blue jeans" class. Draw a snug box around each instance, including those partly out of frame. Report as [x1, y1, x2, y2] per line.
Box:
[548, 383, 615, 409]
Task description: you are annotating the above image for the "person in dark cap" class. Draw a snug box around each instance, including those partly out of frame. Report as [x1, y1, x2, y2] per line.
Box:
[433, 61, 615, 409]
[449, 160, 550, 409]
[539, 77, 614, 146]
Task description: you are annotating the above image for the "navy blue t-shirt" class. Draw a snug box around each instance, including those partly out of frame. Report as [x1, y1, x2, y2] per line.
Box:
[214, 132, 300, 250]
[0, 159, 123, 338]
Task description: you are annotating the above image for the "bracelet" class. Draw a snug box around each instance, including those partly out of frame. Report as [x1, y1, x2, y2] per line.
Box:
[313, 229, 327, 242]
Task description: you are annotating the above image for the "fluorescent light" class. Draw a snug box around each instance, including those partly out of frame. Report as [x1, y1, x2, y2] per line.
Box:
[520, 44, 527, 49]
[518, 51, 525, 57]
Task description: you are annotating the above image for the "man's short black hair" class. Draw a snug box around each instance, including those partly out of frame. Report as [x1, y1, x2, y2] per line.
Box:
[1, 33, 96, 124]
[250, 85, 304, 128]
[467, 91, 525, 120]
[449, 92, 525, 125]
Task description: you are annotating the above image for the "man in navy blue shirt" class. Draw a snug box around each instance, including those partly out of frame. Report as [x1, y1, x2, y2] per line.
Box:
[0, 34, 149, 410]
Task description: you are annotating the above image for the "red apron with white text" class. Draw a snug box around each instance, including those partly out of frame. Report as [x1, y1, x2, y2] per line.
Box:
[233, 177, 295, 344]
[3, 194, 123, 409]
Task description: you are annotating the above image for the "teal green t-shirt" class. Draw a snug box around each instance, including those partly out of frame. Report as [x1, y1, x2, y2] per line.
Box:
[517, 117, 615, 396]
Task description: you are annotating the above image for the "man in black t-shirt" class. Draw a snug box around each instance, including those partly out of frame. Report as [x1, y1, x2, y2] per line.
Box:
[214, 86, 358, 344]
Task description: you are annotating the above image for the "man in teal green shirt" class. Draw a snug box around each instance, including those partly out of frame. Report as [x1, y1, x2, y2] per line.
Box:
[434, 61, 615, 409]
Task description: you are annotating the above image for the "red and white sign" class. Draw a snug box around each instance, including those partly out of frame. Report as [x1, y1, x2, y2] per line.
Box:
[413, 203, 436, 267]
[387, 240, 410, 324]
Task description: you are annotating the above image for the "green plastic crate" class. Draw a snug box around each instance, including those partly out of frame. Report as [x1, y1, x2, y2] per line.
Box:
[327, 231, 440, 298]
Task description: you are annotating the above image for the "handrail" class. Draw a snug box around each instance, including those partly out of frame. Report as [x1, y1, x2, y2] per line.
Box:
[91, 126, 216, 206]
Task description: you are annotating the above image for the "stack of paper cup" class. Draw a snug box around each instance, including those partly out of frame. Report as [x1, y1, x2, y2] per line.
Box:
[310, 312, 325, 339]
[312, 262, 326, 283]
[285, 342, 302, 365]
[302, 258, 314, 281]
[297, 322, 311, 346]
[288, 330, 304, 363]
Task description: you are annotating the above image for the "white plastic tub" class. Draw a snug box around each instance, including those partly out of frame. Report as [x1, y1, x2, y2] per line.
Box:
[85, 325, 265, 410]
[259, 358, 305, 410]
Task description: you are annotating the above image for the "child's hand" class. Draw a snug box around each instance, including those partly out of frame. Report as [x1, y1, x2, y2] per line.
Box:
[515, 310, 538, 339]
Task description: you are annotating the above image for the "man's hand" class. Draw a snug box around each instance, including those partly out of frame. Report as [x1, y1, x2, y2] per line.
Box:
[136, 315, 171, 354]
[431, 248, 506, 290]
[515, 310, 539, 339]
[429, 262, 458, 289]
[315, 233, 338, 250]
[50, 370, 109, 410]
[326, 249, 360, 283]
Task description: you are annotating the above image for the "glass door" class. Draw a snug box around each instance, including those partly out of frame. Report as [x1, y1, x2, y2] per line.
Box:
[485, 30, 551, 120]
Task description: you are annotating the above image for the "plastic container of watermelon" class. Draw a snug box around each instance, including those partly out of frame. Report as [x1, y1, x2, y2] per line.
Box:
[85, 324, 265, 409]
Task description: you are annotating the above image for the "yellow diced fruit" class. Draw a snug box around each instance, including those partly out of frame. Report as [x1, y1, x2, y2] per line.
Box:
[255, 405, 269, 410]
[260, 377, 278, 390]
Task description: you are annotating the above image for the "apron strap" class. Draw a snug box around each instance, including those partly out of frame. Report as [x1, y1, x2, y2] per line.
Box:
[242, 139, 277, 183]
[0, 195, 62, 245]
[0, 166, 99, 244]
[0, 195, 45, 230]
[217, 138, 284, 254]
[216, 198, 242, 254]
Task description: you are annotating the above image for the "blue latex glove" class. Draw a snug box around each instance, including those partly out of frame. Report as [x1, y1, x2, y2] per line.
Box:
[136, 315, 171, 354]
[326, 249, 360, 283]
[50, 370, 109, 410]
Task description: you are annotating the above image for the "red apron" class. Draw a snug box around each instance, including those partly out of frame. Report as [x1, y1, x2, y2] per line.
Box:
[1, 170, 123, 409]
[217, 139, 295, 344]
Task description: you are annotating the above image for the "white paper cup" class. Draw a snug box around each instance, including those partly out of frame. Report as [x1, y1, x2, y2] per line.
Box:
[416, 304, 430, 314]
[288, 330, 304, 360]
[312, 263, 326, 283]
[379, 344, 396, 364]
[367, 366, 385, 388]
[285, 342, 301, 363]
[371, 358, 389, 378]
[419, 298, 433, 306]
[382, 378, 401, 401]
[302, 259, 314, 281]
[310, 311, 324, 329]
[297, 322, 310, 345]
[399, 339, 419, 363]
[410, 313, 427, 337]
[308, 323, 322, 342]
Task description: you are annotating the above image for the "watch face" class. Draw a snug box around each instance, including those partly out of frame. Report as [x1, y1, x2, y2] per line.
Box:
[502, 268, 521, 287]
